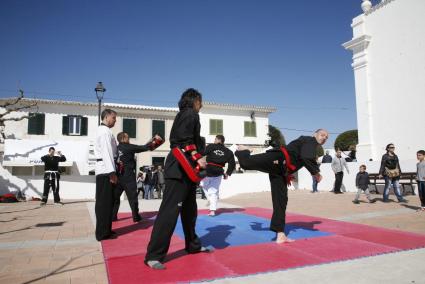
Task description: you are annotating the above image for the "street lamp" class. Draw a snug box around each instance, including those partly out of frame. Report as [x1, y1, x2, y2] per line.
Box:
[95, 82, 106, 125]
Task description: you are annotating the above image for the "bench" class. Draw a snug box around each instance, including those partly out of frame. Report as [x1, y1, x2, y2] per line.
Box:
[368, 172, 417, 195]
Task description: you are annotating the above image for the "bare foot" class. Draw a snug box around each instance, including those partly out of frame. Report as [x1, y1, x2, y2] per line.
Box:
[276, 232, 294, 244]
[237, 145, 250, 151]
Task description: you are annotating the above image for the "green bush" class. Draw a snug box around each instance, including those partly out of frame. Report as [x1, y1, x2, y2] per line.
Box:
[334, 130, 358, 151]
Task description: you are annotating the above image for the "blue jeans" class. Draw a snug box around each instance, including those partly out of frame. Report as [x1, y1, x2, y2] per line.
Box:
[418, 181, 425, 207]
[383, 176, 404, 201]
[144, 185, 152, 200]
[312, 176, 318, 192]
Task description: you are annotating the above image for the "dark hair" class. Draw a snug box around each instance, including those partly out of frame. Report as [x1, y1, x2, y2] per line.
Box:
[216, 135, 225, 143]
[117, 132, 127, 142]
[359, 164, 366, 169]
[101, 109, 117, 120]
[385, 143, 394, 152]
[178, 88, 202, 110]
[49, 147, 55, 151]
[417, 150, 425, 155]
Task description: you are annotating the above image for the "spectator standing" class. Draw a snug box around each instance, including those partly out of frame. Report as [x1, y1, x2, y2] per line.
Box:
[331, 150, 350, 194]
[156, 165, 165, 199]
[416, 150, 425, 211]
[321, 150, 332, 163]
[379, 143, 407, 203]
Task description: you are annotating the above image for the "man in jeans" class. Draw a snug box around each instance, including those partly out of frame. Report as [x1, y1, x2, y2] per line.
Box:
[156, 165, 165, 199]
[331, 150, 350, 194]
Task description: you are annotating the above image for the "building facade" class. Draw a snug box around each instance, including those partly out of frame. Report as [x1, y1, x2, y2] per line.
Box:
[0, 98, 275, 177]
[343, 0, 425, 162]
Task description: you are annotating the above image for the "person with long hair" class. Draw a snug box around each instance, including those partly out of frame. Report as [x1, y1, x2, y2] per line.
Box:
[144, 88, 211, 270]
[379, 143, 407, 203]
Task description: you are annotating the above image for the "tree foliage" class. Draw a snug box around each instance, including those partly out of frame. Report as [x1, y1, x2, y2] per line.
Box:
[334, 129, 358, 151]
[268, 125, 286, 146]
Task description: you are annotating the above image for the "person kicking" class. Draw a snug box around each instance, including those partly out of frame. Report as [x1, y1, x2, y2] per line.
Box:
[235, 129, 329, 244]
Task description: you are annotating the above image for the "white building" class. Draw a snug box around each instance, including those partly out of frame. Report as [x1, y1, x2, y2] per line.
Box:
[343, 0, 425, 163]
[0, 98, 275, 198]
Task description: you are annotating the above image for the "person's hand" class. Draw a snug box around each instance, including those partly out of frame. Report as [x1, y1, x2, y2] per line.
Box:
[223, 173, 229, 180]
[315, 173, 323, 183]
[153, 134, 162, 141]
[57, 151, 62, 156]
[110, 173, 118, 184]
[197, 157, 206, 169]
[378, 174, 383, 179]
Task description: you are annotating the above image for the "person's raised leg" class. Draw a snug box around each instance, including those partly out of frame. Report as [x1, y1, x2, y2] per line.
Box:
[235, 147, 282, 175]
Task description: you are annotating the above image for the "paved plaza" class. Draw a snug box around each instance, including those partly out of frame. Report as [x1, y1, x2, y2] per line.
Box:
[0, 190, 424, 284]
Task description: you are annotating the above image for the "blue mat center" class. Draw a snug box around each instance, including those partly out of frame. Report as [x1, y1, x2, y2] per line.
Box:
[174, 212, 333, 249]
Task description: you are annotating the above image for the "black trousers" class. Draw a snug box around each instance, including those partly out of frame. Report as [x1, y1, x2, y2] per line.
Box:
[235, 150, 288, 232]
[112, 179, 140, 220]
[42, 175, 60, 203]
[334, 172, 344, 193]
[145, 175, 202, 262]
[95, 174, 115, 241]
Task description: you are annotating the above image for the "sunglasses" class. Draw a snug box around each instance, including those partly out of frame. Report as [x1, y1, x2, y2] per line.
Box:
[388, 146, 395, 149]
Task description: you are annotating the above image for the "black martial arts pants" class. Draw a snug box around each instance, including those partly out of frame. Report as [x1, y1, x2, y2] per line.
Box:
[112, 179, 140, 221]
[42, 176, 60, 203]
[145, 175, 202, 262]
[334, 172, 344, 193]
[235, 150, 288, 233]
[95, 174, 115, 241]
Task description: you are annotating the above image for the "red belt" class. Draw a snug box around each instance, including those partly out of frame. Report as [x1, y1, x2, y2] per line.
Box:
[207, 162, 224, 168]
[280, 146, 296, 172]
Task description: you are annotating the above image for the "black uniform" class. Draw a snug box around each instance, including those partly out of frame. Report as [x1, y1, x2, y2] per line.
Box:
[204, 143, 236, 177]
[112, 143, 150, 221]
[235, 136, 320, 233]
[145, 108, 204, 263]
[41, 154, 66, 203]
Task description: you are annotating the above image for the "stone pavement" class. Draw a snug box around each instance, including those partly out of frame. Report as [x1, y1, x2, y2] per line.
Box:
[0, 190, 424, 284]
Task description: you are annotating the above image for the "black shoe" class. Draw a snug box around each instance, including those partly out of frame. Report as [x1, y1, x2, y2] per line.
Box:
[399, 199, 408, 203]
[352, 200, 360, 204]
[334, 191, 343, 194]
[188, 246, 214, 254]
[110, 230, 117, 235]
[369, 199, 377, 203]
[133, 215, 142, 222]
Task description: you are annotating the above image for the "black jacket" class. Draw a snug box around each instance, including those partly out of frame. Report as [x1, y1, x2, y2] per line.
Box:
[379, 153, 401, 176]
[41, 154, 66, 171]
[356, 171, 370, 190]
[204, 143, 236, 177]
[321, 154, 332, 163]
[165, 108, 203, 180]
[117, 143, 149, 181]
[143, 170, 158, 186]
[286, 136, 320, 175]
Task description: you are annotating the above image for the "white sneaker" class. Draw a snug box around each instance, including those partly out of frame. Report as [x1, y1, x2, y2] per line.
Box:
[54, 202, 64, 206]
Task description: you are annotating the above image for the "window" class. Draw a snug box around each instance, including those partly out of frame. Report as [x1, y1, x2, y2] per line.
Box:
[209, 119, 223, 135]
[28, 113, 45, 135]
[152, 157, 165, 167]
[244, 121, 257, 137]
[123, 118, 136, 138]
[152, 120, 165, 139]
[62, 116, 88, 136]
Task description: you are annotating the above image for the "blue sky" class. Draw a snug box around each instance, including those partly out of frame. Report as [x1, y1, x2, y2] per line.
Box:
[0, 0, 367, 147]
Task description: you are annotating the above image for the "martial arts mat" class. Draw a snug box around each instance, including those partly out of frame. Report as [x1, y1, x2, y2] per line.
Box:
[102, 207, 425, 283]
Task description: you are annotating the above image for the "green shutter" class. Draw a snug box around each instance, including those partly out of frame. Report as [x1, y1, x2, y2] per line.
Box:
[244, 121, 256, 137]
[80, 117, 88, 136]
[62, 116, 69, 135]
[152, 120, 165, 139]
[28, 113, 45, 135]
[209, 119, 223, 135]
[123, 119, 137, 138]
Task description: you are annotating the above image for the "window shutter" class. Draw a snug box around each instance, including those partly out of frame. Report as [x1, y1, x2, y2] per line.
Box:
[80, 117, 88, 136]
[152, 120, 165, 139]
[244, 121, 249, 136]
[38, 113, 45, 135]
[28, 113, 45, 135]
[28, 113, 37, 134]
[123, 119, 136, 138]
[62, 116, 69, 135]
[217, 120, 223, 135]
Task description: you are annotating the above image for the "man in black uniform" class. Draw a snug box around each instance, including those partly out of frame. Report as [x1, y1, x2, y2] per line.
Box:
[235, 129, 329, 244]
[202, 135, 236, 216]
[144, 88, 211, 270]
[40, 147, 66, 206]
[112, 132, 162, 223]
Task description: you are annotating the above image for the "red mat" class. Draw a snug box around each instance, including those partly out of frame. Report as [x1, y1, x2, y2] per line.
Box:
[101, 207, 425, 283]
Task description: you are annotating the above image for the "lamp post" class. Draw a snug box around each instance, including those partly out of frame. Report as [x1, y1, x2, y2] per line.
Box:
[95, 82, 106, 125]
